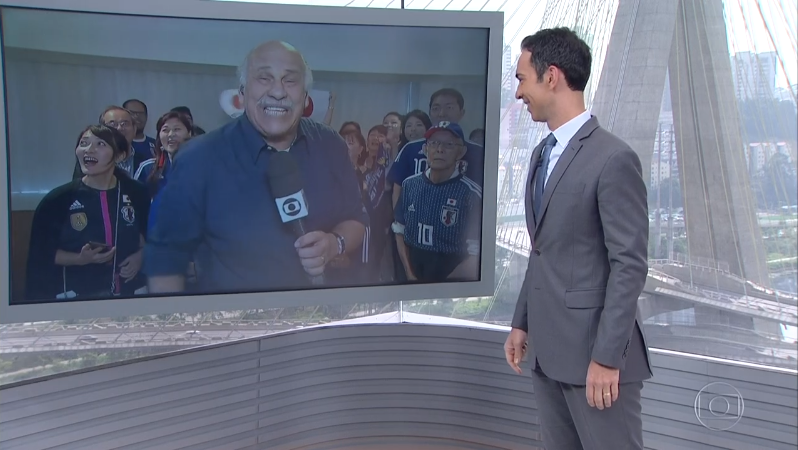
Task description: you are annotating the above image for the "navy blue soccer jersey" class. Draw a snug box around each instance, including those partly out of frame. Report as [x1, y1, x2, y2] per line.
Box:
[131, 136, 156, 158]
[387, 138, 484, 188]
[24, 177, 150, 302]
[395, 171, 482, 257]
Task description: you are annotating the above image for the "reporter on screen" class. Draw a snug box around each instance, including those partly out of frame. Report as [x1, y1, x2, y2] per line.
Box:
[25, 125, 150, 302]
[143, 40, 366, 294]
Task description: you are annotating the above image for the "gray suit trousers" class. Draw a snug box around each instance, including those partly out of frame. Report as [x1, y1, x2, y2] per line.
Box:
[531, 363, 644, 450]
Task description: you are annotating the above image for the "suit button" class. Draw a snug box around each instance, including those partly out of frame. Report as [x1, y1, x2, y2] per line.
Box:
[534, 249, 541, 255]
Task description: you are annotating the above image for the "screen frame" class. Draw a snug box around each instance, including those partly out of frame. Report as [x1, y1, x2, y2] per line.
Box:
[0, 0, 502, 323]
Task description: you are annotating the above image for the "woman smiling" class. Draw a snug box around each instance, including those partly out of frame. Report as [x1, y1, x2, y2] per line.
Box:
[134, 111, 194, 198]
[25, 124, 151, 301]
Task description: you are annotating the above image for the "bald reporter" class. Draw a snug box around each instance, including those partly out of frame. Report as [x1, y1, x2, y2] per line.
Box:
[143, 41, 367, 293]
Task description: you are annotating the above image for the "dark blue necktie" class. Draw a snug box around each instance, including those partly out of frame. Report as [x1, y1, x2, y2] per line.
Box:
[533, 133, 557, 220]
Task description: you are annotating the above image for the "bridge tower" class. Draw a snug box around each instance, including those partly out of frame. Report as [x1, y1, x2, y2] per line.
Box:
[590, 0, 770, 287]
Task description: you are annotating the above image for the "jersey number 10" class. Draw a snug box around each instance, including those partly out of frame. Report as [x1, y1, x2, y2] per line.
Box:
[417, 223, 434, 246]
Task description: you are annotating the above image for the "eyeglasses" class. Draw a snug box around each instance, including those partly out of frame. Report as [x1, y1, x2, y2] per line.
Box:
[104, 120, 132, 130]
[430, 105, 459, 114]
[426, 140, 462, 151]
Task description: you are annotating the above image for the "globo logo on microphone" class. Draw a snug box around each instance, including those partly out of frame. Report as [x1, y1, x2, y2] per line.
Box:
[282, 198, 301, 216]
[274, 191, 309, 223]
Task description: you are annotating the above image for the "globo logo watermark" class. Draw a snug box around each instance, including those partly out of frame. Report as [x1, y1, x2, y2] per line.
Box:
[694, 382, 744, 431]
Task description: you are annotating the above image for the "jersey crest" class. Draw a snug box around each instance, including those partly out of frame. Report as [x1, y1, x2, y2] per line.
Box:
[121, 205, 135, 224]
[441, 205, 458, 227]
[70, 212, 87, 231]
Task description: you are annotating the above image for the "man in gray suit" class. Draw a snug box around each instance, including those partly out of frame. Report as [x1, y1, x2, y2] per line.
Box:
[504, 28, 653, 449]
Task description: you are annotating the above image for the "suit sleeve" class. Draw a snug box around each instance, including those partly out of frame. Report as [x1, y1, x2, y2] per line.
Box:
[592, 148, 649, 369]
[511, 267, 530, 331]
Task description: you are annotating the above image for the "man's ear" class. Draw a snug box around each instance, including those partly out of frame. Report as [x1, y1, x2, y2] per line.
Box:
[547, 66, 559, 88]
[457, 142, 467, 160]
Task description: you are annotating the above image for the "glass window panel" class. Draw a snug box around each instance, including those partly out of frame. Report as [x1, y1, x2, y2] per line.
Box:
[2, 0, 796, 387]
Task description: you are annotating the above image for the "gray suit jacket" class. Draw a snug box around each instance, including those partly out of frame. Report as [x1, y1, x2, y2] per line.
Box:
[511, 116, 653, 386]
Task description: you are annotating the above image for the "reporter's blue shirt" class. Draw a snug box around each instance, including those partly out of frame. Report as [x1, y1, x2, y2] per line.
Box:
[387, 137, 484, 188]
[143, 114, 368, 293]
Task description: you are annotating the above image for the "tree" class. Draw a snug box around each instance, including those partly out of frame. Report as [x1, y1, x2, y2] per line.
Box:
[738, 99, 798, 143]
[760, 152, 797, 208]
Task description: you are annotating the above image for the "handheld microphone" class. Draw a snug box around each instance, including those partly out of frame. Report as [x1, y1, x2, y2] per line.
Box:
[266, 151, 324, 285]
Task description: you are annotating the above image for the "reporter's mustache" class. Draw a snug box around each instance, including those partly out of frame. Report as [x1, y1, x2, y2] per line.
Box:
[257, 98, 294, 109]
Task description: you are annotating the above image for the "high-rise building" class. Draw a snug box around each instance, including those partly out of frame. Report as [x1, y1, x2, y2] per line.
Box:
[501, 45, 516, 106]
[731, 51, 777, 100]
[501, 45, 513, 88]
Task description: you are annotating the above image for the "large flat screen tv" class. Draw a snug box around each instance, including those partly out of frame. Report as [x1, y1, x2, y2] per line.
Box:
[0, 0, 502, 323]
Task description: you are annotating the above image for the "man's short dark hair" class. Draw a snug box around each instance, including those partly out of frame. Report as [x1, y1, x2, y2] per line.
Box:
[429, 88, 465, 111]
[171, 106, 193, 119]
[122, 99, 147, 114]
[521, 27, 591, 92]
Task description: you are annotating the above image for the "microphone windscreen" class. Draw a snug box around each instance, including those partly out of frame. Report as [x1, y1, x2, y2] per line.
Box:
[267, 151, 303, 198]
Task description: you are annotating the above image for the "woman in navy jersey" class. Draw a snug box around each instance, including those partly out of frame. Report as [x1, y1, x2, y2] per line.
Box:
[25, 125, 150, 302]
[134, 111, 193, 200]
[400, 109, 432, 149]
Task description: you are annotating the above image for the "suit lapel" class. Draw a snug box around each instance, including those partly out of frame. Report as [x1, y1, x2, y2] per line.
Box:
[535, 117, 599, 235]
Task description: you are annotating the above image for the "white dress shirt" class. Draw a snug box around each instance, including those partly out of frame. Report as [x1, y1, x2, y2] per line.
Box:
[544, 109, 592, 186]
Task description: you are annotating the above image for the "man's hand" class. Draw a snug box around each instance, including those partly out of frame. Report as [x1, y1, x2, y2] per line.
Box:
[295, 231, 337, 277]
[504, 328, 528, 374]
[586, 360, 620, 410]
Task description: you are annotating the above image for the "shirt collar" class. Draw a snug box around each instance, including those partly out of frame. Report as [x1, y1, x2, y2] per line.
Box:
[425, 167, 461, 182]
[239, 113, 304, 163]
[551, 109, 591, 149]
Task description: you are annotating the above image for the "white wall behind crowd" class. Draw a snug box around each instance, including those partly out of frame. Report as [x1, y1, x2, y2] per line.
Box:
[2, 8, 488, 209]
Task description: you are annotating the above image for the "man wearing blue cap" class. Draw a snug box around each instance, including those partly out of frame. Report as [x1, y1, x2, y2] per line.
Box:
[392, 121, 482, 282]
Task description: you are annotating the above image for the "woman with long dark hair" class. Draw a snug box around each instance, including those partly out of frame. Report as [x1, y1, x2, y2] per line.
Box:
[382, 112, 403, 162]
[25, 125, 150, 301]
[339, 121, 362, 137]
[134, 111, 194, 198]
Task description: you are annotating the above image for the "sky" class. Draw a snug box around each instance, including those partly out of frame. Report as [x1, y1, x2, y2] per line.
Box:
[221, 0, 796, 90]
